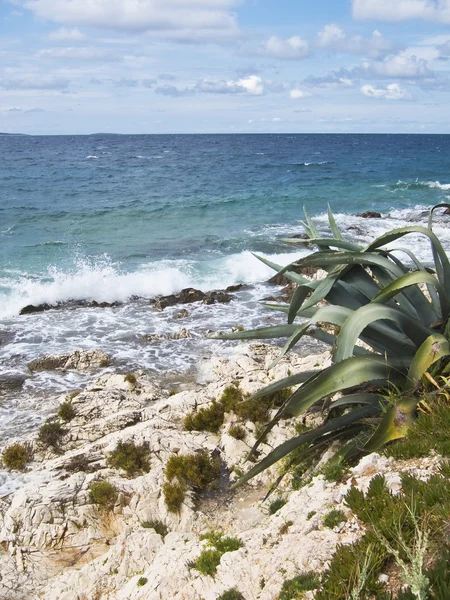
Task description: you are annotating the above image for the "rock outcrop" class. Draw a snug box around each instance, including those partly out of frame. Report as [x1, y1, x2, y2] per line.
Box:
[0, 344, 440, 600]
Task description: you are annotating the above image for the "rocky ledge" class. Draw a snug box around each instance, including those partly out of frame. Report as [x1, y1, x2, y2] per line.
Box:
[0, 344, 441, 600]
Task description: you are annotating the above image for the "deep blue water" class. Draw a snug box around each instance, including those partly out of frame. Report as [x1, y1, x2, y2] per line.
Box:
[2, 133, 450, 290]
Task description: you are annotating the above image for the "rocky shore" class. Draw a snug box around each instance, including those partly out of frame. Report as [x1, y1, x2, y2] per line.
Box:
[0, 344, 441, 600]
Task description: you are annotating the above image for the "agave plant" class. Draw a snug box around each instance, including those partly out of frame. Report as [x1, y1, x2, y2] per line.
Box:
[215, 203, 450, 487]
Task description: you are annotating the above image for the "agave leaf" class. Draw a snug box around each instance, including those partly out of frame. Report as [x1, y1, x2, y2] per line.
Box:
[330, 393, 385, 409]
[341, 265, 382, 301]
[407, 334, 450, 386]
[364, 396, 417, 453]
[428, 203, 450, 230]
[213, 324, 299, 341]
[365, 225, 450, 297]
[303, 205, 320, 238]
[333, 304, 432, 363]
[252, 253, 310, 286]
[278, 355, 401, 421]
[280, 237, 361, 251]
[328, 204, 344, 241]
[268, 322, 311, 369]
[232, 404, 380, 488]
[288, 285, 313, 324]
[392, 247, 441, 311]
[261, 303, 290, 314]
[372, 270, 446, 322]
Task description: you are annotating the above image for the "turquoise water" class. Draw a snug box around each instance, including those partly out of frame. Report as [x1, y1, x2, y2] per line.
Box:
[1, 133, 450, 475]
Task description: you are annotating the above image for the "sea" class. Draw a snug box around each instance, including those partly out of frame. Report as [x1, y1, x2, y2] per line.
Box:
[1, 132, 450, 494]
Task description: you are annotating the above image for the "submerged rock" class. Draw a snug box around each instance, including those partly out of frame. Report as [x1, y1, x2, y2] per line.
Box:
[19, 300, 121, 315]
[154, 287, 236, 311]
[28, 350, 111, 372]
[357, 211, 382, 218]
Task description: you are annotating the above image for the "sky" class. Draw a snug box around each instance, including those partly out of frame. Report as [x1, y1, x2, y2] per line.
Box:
[1, 0, 450, 134]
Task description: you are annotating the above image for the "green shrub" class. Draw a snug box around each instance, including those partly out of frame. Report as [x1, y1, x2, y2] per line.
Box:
[228, 424, 247, 440]
[279, 571, 321, 599]
[320, 461, 347, 482]
[137, 577, 147, 587]
[89, 480, 118, 509]
[165, 452, 220, 489]
[141, 519, 169, 537]
[190, 533, 243, 577]
[38, 420, 66, 449]
[124, 372, 137, 386]
[307, 511, 316, 520]
[163, 481, 186, 513]
[268, 497, 286, 515]
[217, 588, 245, 600]
[58, 400, 76, 422]
[2, 442, 32, 471]
[213, 205, 450, 488]
[184, 400, 225, 433]
[107, 440, 151, 476]
[323, 509, 347, 529]
[220, 384, 245, 412]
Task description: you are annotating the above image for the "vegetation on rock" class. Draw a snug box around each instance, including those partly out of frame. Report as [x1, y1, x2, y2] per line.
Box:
[37, 420, 66, 449]
[278, 571, 321, 600]
[107, 440, 151, 476]
[1, 442, 32, 471]
[189, 532, 243, 577]
[57, 400, 76, 422]
[88, 480, 118, 509]
[141, 519, 169, 537]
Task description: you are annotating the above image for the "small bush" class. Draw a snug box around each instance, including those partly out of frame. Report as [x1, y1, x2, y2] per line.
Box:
[190, 533, 243, 577]
[307, 511, 316, 520]
[184, 400, 225, 433]
[2, 443, 32, 471]
[220, 384, 245, 413]
[217, 588, 245, 600]
[137, 577, 147, 587]
[65, 455, 92, 473]
[89, 480, 118, 509]
[320, 461, 347, 482]
[141, 519, 169, 537]
[165, 452, 220, 489]
[268, 497, 287, 515]
[323, 509, 347, 529]
[228, 424, 247, 440]
[163, 481, 186, 513]
[279, 571, 321, 600]
[107, 440, 151, 477]
[58, 400, 76, 422]
[38, 421, 66, 449]
[124, 373, 137, 386]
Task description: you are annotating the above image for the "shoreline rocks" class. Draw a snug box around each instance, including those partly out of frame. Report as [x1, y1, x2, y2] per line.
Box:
[0, 343, 440, 599]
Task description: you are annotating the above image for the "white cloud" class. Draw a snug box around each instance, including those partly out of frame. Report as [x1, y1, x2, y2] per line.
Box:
[351, 53, 434, 79]
[198, 74, 264, 95]
[272, 117, 282, 122]
[20, 0, 240, 37]
[48, 27, 85, 41]
[289, 88, 311, 99]
[155, 74, 264, 97]
[361, 82, 412, 99]
[352, 0, 450, 24]
[262, 35, 309, 59]
[316, 24, 393, 58]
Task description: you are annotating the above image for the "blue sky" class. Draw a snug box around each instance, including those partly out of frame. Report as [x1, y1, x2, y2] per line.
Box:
[1, 0, 450, 134]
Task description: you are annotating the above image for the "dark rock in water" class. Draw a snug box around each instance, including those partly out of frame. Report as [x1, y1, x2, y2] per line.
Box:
[357, 211, 382, 219]
[173, 309, 190, 319]
[20, 303, 54, 315]
[154, 287, 236, 310]
[444, 208, 450, 216]
[20, 300, 121, 315]
[0, 373, 26, 392]
[225, 284, 246, 293]
[203, 291, 233, 305]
